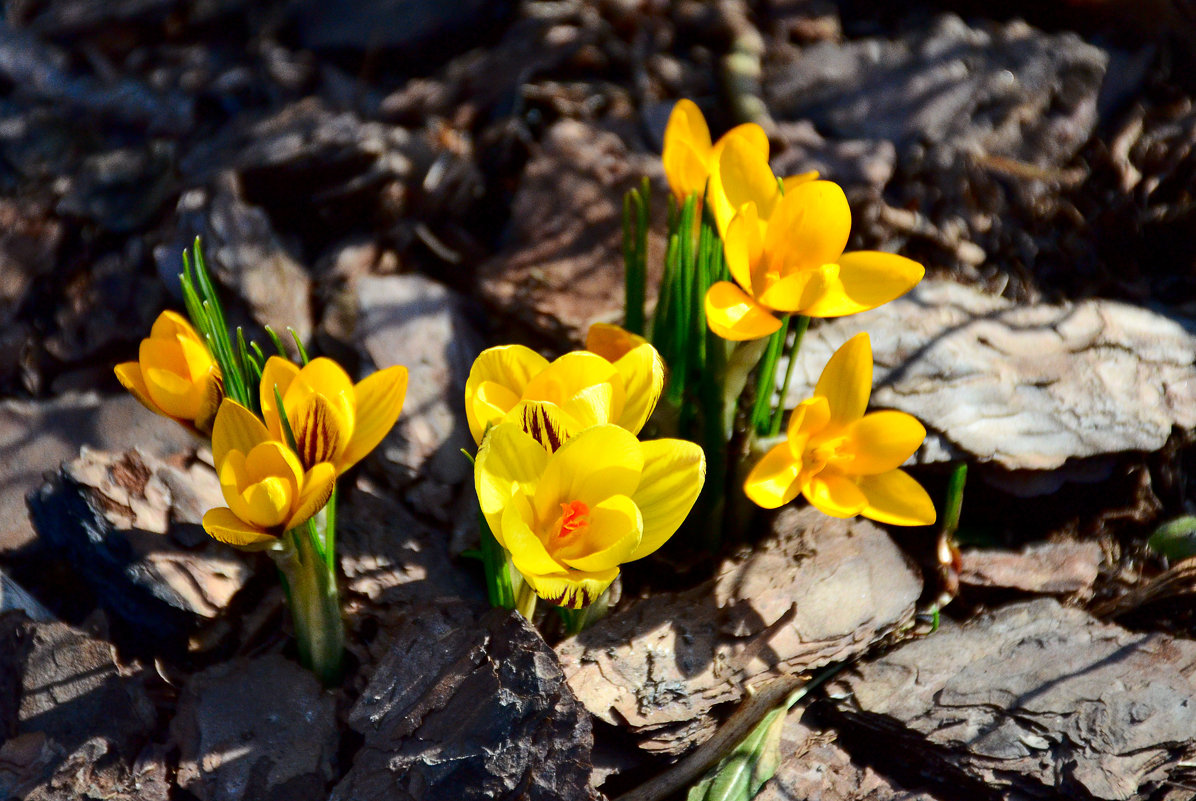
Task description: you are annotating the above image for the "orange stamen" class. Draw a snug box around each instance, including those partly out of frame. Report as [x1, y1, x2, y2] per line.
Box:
[552, 500, 590, 541]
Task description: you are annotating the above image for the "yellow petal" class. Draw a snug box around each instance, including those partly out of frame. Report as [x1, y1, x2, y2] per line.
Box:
[511, 400, 581, 454]
[290, 394, 347, 469]
[523, 351, 624, 429]
[241, 475, 292, 529]
[744, 441, 802, 510]
[724, 204, 763, 295]
[764, 180, 850, 276]
[244, 440, 304, 489]
[202, 507, 279, 550]
[717, 123, 769, 163]
[502, 494, 567, 577]
[557, 494, 643, 571]
[710, 135, 780, 236]
[627, 438, 705, 559]
[523, 566, 620, 610]
[612, 344, 664, 435]
[142, 366, 202, 420]
[802, 468, 867, 518]
[218, 450, 255, 524]
[465, 345, 550, 443]
[114, 362, 163, 418]
[828, 251, 925, 315]
[585, 322, 648, 362]
[176, 334, 215, 382]
[287, 462, 337, 530]
[787, 396, 832, 446]
[287, 358, 355, 435]
[857, 469, 937, 526]
[211, 399, 272, 471]
[756, 270, 821, 314]
[340, 365, 408, 470]
[705, 281, 782, 342]
[475, 422, 550, 543]
[781, 170, 819, 193]
[814, 333, 872, 429]
[150, 310, 200, 342]
[841, 411, 926, 476]
[533, 426, 643, 524]
[663, 99, 712, 200]
[194, 370, 224, 436]
[259, 356, 300, 441]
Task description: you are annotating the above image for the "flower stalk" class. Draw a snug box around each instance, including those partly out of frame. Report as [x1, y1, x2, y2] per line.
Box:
[273, 522, 344, 685]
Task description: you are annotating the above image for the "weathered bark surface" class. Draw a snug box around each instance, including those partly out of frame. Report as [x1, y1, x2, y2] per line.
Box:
[353, 274, 485, 525]
[171, 654, 338, 801]
[826, 599, 1196, 800]
[477, 119, 667, 345]
[333, 606, 598, 801]
[783, 280, 1196, 471]
[757, 715, 943, 801]
[959, 541, 1103, 597]
[558, 507, 922, 755]
[0, 613, 159, 800]
[0, 393, 194, 552]
[27, 448, 253, 644]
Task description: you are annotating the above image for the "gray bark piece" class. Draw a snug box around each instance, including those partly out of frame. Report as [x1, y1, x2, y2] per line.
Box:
[767, 14, 1106, 165]
[478, 119, 667, 344]
[333, 606, 598, 801]
[172, 654, 337, 801]
[959, 541, 1103, 596]
[557, 507, 922, 755]
[0, 392, 194, 552]
[827, 599, 1196, 800]
[353, 274, 484, 523]
[27, 447, 253, 643]
[781, 280, 1196, 472]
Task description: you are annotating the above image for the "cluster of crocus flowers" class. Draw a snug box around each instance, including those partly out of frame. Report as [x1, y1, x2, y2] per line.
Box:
[115, 311, 223, 435]
[468, 324, 703, 609]
[203, 357, 408, 547]
[744, 333, 935, 526]
[704, 138, 925, 341]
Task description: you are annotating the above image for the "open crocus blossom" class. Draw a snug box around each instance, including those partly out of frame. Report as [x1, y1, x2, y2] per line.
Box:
[744, 333, 935, 526]
[202, 399, 336, 549]
[704, 140, 924, 341]
[476, 422, 705, 608]
[662, 98, 771, 203]
[464, 331, 665, 446]
[258, 356, 408, 474]
[114, 310, 223, 435]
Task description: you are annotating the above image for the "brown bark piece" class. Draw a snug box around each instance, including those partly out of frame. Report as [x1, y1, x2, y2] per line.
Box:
[333, 606, 598, 801]
[171, 654, 338, 801]
[558, 507, 922, 755]
[827, 599, 1196, 800]
[477, 119, 667, 345]
[959, 541, 1103, 596]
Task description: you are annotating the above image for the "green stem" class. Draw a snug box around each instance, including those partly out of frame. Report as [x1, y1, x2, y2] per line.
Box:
[323, 485, 337, 573]
[480, 510, 516, 609]
[271, 524, 344, 685]
[768, 315, 809, 436]
[750, 315, 791, 434]
[514, 578, 537, 621]
[942, 463, 967, 539]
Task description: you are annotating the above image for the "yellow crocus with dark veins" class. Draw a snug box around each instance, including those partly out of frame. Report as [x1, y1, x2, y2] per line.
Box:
[744, 333, 936, 526]
[464, 327, 664, 446]
[475, 422, 705, 608]
[114, 310, 223, 435]
[662, 98, 770, 203]
[704, 139, 924, 341]
[202, 399, 336, 549]
[257, 356, 408, 474]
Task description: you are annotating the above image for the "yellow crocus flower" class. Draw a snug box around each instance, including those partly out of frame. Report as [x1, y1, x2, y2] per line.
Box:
[704, 139, 924, 341]
[475, 422, 705, 608]
[744, 333, 936, 526]
[202, 399, 336, 548]
[114, 310, 223, 435]
[662, 98, 770, 203]
[464, 328, 664, 446]
[258, 356, 408, 474]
